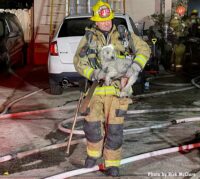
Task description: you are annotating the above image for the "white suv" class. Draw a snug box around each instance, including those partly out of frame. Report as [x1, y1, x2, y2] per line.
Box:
[48, 13, 139, 95]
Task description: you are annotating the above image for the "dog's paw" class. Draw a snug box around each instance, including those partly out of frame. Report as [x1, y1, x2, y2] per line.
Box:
[120, 91, 127, 97]
[105, 77, 112, 86]
[122, 85, 131, 93]
[120, 86, 133, 97]
[105, 81, 111, 86]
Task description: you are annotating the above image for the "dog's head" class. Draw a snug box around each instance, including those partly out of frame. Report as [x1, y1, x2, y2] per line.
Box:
[99, 44, 116, 62]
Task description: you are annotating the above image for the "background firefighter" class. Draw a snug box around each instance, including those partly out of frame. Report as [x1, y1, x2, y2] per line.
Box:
[169, 6, 188, 71]
[186, 9, 200, 38]
[73, 0, 150, 177]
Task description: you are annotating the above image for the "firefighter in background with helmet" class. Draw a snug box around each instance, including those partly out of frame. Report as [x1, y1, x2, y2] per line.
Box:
[186, 9, 200, 37]
[73, 0, 150, 177]
[170, 5, 187, 38]
[169, 6, 187, 71]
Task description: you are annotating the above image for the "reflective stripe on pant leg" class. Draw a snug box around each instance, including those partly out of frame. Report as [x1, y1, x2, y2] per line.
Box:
[104, 148, 122, 167]
[105, 159, 121, 167]
[87, 140, 103, 158]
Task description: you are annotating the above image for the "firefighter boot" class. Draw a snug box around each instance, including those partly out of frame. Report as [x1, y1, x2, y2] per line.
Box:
[84, 156, 97, 168]
[106, 167, 120, 177]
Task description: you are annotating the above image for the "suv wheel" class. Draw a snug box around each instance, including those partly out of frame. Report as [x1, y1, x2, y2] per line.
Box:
[49, 78, 63, 95]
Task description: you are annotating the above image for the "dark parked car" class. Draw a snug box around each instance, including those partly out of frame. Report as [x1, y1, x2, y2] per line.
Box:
[0, 12, 26, 70]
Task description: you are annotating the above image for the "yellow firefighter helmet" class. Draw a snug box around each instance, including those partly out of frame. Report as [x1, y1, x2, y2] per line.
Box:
[191, 9, 199, 16]
[90, 0, 114, 22]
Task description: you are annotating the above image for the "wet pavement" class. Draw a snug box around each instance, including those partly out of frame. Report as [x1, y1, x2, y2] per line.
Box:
[0, 65, 200, 178]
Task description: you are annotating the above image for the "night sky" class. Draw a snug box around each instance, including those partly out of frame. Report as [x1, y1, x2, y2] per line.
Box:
[188, 0, 200, 16]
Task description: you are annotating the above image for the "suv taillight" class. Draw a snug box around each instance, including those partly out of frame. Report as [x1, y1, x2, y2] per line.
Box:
[50, 41, 58, 56]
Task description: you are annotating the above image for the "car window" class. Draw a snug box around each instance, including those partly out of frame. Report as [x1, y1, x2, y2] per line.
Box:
[58, 18, 94, 37]
[58, 17, 129, 37]
[0, 20, 4, 37]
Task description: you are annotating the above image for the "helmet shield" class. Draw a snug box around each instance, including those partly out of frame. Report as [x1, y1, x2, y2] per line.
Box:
[98, 5, 111, 18]
[91, 1, 114, 22]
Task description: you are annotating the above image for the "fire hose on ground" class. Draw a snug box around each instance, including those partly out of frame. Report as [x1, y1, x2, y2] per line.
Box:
[44, 142, 200, 179]
[0, 74, 200, 177]
[147, 73, 192, 87]
[135, 74, 199, 98]
[0, 104, 77, 119]
[0, 115, 200, 163]
[58, 115, 200, 135]
[0, 138, 86, 163]
[0, 84, 196, 120]
[0, 74, 199, 119]
[46, 75, 200, 178]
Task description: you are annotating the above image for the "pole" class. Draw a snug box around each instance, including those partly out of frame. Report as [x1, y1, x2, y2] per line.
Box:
[66, 92, 83, 155]
[123, 0, 125, 14]
[67, 0, 70, 15]
[49, 0, 54, 43]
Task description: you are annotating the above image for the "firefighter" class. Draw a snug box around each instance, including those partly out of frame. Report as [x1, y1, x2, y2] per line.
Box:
[73, 0, 150, 176]
[169, 11, 187, 71]
[169, 12, 187, 39]
[186, 9, 200, 37]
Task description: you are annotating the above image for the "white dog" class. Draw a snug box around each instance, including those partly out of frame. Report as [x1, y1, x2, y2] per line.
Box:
[98, 44, 138, 97]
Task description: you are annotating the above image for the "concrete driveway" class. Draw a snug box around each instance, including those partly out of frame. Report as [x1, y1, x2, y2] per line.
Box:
[0, 65, 200, 179]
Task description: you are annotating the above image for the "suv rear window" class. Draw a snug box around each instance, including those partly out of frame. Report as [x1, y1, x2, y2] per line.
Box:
[58, 17, 128, 37]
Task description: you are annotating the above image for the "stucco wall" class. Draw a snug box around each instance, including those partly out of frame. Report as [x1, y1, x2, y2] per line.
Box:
[34, 0, 66, 43]
[126, 0, 156, 29]
[126, 0, 155, 22]
[126, 0, 172, 29]
[34, 0, 50, 43]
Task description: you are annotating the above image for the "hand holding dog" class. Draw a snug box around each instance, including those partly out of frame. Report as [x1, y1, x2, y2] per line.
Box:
[120, 77, 129, 89]
[126, 63, 141, 84]
[120, 63, 142, 97]
[92, 69, 106, 81]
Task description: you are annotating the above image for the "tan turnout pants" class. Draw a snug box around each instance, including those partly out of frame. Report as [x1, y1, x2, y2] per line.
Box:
[84, 95, 130, 167]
